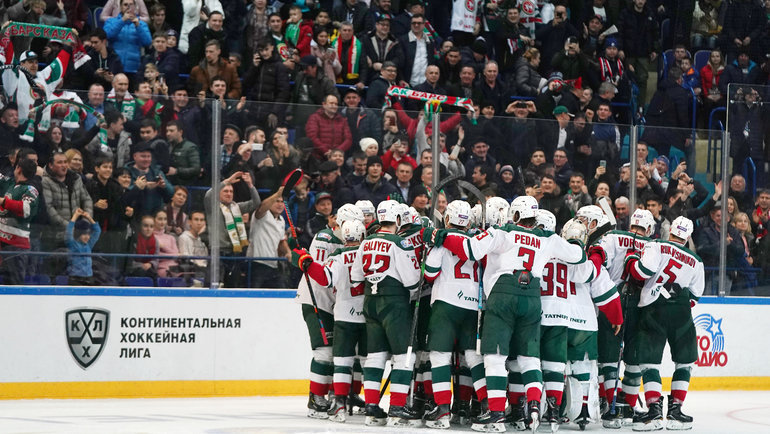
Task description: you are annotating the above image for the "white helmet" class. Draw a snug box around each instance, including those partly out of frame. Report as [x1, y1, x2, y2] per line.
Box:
[596, 213, 610, 228]
[576, 205, 604, 232]
[407, 206, 421, 225]
[376, 200, 402, 224]
[445, 200, 472, 228]
[561, 218, 588, 245]
[535, 209, 557, 232]
[470, 203, 483, 228]
[341, 219, 366, 243]
[629, 209, 655, 236]
[355, 200, 375, 216]
[669, 216, 694, 242]
[486, 197, 510, 227]
[336, 203, 365, 226]
[510, 195, 539, 222]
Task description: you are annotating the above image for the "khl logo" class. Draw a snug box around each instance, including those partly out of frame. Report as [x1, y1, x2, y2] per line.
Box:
[693, 313, 727, 367]
[66, 308, 110, 369]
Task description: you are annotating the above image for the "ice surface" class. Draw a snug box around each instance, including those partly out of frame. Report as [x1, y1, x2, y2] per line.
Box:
[0, 391, 768, 433]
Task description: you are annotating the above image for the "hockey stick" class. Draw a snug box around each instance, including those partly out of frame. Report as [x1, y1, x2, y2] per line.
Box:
[610, 229, 639, 415]
[457, 179, 487, 356]
[379, 365, 391, 402]
[285, 201, 328, 346]
[597, 196, 617, 228]
[404, 174, 462, 368]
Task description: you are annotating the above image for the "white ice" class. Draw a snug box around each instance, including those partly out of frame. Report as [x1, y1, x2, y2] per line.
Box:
[0, 391, 768, 433]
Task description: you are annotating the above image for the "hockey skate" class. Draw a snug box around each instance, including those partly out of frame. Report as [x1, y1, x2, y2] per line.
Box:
[364, 403, 388, 426]
[451, 400, 472, 425]
[506, 396, 527, 431]
[632, 398, 664, 431]
[306, 392, 330, 419]
[470, 410, 506, 433]
[602, 393, 632, 429]
[665, 395, 693, 430]
[424, 403, 452, 429]
[327, 396, 346, 423]
[574, 403, 591, 431]
[346, 392, 366, 415]
[527, 400, 540, 433]
[387, 404, 423, 427]
[544, 396, 559, 433]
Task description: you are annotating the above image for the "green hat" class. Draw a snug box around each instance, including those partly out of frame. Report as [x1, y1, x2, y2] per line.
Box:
[552, 105, 574, 117]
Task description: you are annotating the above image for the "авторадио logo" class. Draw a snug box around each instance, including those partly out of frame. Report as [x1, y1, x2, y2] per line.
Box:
[693, 313, 727, 367]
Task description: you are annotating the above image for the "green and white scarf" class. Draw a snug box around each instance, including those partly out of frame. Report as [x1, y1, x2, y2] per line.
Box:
[220, 202, 248, 253]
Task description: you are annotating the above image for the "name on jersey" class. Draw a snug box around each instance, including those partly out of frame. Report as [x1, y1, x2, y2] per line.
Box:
[364, 240, 392, 253]
[618, 236, 645, 250]
[343, 251, 357, 264]
[660, 245, 696, 267]
[514, 233, 541, 249]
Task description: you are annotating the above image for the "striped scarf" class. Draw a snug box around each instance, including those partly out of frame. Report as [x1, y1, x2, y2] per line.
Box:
[220, 201, 248, 253]
[333, 36, 361, 82]
[599, 57, 623, 83]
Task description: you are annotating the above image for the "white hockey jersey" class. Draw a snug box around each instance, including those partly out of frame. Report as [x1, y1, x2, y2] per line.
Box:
[598, 230, 651, 285]
[540, 259, 595, 327]
[425, 230, 481, 310]
[350, 231, 421, 296]
[325, 246, 365, 324]
[632, 240, 705, 307]
[570, 265, 619, 331]
[400, 223, 431, 299]
[453, 225, 586, 297]
[452, 0, 482, 33]
[295, 228, 342, 312]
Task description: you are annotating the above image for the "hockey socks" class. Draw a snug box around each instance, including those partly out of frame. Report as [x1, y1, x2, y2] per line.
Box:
[352, 358, 363, 395]
[640, 364, 663, 405]
[671, 363, 693, 403]
[621, 364, 642, 407]
[484, 354, 509, 412]
[389, 353, 416, 407]
[332, 356, 354, 397]
[363, 351, 387, 405]
[429, 351, 453, 405]
[543, 360, 567, 405]
[309, 348, 333, 396]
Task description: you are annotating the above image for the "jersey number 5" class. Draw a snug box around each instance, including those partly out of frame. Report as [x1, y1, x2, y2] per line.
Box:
[362, 253, 391, 276]
[655, 259, 682, 285]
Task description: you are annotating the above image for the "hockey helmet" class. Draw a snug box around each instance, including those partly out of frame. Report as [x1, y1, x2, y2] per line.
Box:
[470, 203, 483, 228]
[355, 200, 375, 216]
[535, 209, 557, 232]
[445, 200, 472, 228]
[629, 209, 655, 236]
[336, 203, 365, 226]
[486, 197, 510, 227]
[341, 219, 366, 243]
[509, 195, 539, 222]
[407, 206, 421, 225]
[377, 200, 402, 224]
[669, 216, 694, 242]
[561, 218, 588, 245]
[576, 205, 604, 231]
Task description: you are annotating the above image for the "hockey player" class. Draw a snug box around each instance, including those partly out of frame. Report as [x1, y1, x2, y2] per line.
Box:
[356, 200, 376, 226]
[289, 220, 368, 422]
[422, 200, 488, 429]
[350, 200, 423, 427]
[623, 216, 704, 431]
[595, 208, 656, 428]
[426, 196, 589, 433]
[568, 214, 624, 430]
[294, 203, 364, 418]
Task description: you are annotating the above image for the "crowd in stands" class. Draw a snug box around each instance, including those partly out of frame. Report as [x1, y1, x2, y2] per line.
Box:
[0, 0, 769, 292]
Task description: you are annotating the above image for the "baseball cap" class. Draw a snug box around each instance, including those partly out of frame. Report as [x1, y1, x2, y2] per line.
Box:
[552, 105, 574, 117]
[19, 51, 37, 62]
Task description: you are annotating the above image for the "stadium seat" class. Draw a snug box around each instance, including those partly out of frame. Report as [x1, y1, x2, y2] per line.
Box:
[94, 7, 104, 28]
[660, 19, 670, 50]
[55, 275, 69, 285]
[124, 276, 154, 287]
[694, 50, 710, 72]
[86, 8, 95, 32]
[25, 275, 51, 285]
[157, 277, 186, 287]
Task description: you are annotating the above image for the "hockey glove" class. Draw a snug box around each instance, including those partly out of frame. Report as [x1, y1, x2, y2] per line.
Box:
[422, 227, 446, 247]
[290, 248, 313, 272]
[287, 236, 299, 250]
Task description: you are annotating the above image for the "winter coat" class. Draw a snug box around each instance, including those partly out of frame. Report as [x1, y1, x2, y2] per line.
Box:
[125, 162, 174, 216]
[168, 139, 201, 185]
[179, 0, 224, 53]
[728, 102, 767, 160]
[142, 49, 182, 87]
[352, 176, 401, 207]
[42, 168, 94, 236]
[718, 60, 763, 95]
[305, 109, 353, 159]
[103, 15, 152, 73]
[616, 4, 659, 57]
[242, 53, 291, 121]
[66, 221, 101, 277]
[189, 58, 241, 99]
[515, 57, 545, 97]
[85, 176, 125, 232]
[332, 1, 369, 35]
[362, 33, 404, 84]
[187, 22, 229, 67]
[700, 63, 724, 97]
[495, 20, 527, 73]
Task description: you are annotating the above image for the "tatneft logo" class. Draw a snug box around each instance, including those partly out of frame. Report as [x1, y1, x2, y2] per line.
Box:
[66, 308, 110, 369]
[694, 313, 727, 367]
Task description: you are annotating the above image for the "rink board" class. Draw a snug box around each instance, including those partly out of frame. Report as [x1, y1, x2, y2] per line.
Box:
[0, 286, 767, 399]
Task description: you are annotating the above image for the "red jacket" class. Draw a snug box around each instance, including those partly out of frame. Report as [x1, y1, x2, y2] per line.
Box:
[382, 150, 418, 175]
[392, 101, 462, 145]
[305, 108, 353, 158]
[700, 63, 724, 97]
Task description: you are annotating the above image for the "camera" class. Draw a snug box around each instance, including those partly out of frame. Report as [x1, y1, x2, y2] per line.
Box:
[514, 101, 528, 108]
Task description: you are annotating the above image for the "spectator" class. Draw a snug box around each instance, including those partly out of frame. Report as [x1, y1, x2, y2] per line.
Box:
[340, 88, 381, 149]
[148, 3, 170, 35]
[284, 5, 314, 57]
[189, 40, 241, 99]
[539, 106, 575, 160]
[0, 106, 24, 172]
[104, 0, 153, 75]
[680, 56, 701, 96]
[495, 6, 532, 81]
[165, 120, 201, 186]
[162, 86, 204, 146]
[306, 191, 333, 240]
[316, 160, 352, 209]
[406, 65, 445, 111]
[365, 60, 397, 109]
[362, 15, 403, 85]
[66, 209, 101, 285]
[143, 32, 181, 88]
[719, 48, 762, 95]
[729, 174, 754, 213]
[701, 49, 725, 121]
[137, 118, 171, 172]
[475, 61, 509, 114]
[106, 73, 137, 122]
[259, 131, 303, 193]
[728, 87, 767, 187]
[752, 189, 770, 237]
[697, 204, 745, 294]
[391, 160, 414, 201]
[564, 172, 593, 216]
[590, 102, 622, 168]
[523, 148, 548, 186]
[645, 195, 670, 240]
[87, 29, 124, 91]
[399, 13, 436, 88]
[382, 135, 417, 175]
[364, 0, 396, 35]
[128, 214, 159, 278]
[152, 209, 180, 277]
[535, 3, 579, 74]
[470, 163, 495, 192]
[204, 171, 260, 287]
[719, 0, 764, 62]
[552, 147, 575, 193]
[84, 84, 107, 131]
[617, 0, 659, 104]
[439, 46, 463, 88]
[352, 155, 401, 205]
[290, 55, 339, 137]
[515, 48, 546, 97]
[409, 184, 430, 215]
[86, 157, 127, 253]
[242, 38, 291, 128]
[332, 22, 367, 89]
[464, 140, 497, 180]
[305, 94, 353, 160]
[0, 159, 40, 284]
[42, 150, 93, 247]
[126, 142, 174, 216]
[311, 26, 342, 82]
[87, 110, 131, 170]
[551, 36, 592, 87]
[615, 196, 630, 230]
[187, 10, 228, 66]
[245, 0, 270, 60]
[177, 210, 208, 283]
[501, 100, 539, 164]
[101, 0, 149, 23]
[333, 0, 369, 35]
[65, 149, 86, 183]
[539, 174, 571, 228]
[345, 151, 368, 186]
[133, 79, 166, 127]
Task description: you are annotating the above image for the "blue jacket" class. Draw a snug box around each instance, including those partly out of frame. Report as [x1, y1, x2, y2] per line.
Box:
[126, 162, 174, 215]
[104, 15, 152, 73]
[66, 221, 101, 277]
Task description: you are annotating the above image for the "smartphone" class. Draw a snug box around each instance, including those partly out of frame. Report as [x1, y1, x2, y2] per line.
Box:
[600, 160, 606, 168]
[252, 143, 264, 151]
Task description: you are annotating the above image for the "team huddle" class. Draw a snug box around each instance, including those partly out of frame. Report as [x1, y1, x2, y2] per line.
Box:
[290, 192, 705, 433]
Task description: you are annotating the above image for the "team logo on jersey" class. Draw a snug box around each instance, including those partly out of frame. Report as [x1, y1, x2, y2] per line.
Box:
[317, 232, 332, 240]
[694, 313, 727, 367]
[521, 0, 536, 15]
[66, 308, 110, 369]
[465, 0, 476, 12]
